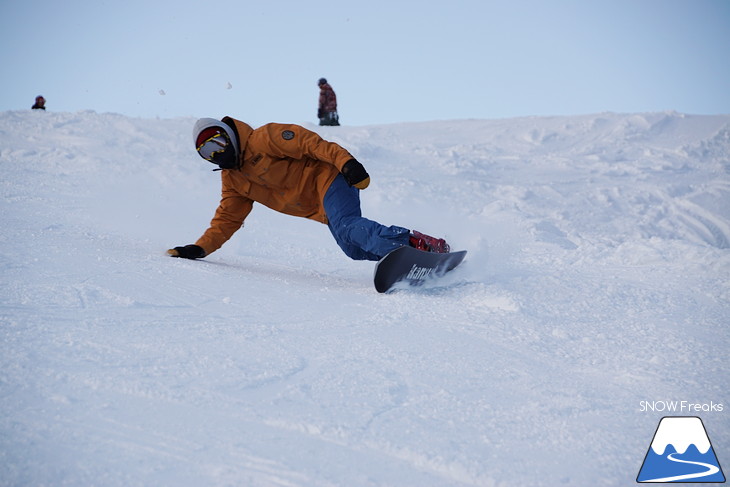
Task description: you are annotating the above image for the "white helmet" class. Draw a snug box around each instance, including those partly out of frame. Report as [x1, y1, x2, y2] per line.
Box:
[193, 118, 239, 169]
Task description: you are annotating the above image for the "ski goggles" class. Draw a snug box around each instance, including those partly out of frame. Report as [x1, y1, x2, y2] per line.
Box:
[196, 127, 230, 161]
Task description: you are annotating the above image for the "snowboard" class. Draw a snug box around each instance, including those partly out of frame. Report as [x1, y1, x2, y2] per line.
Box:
[373, 246, 467, 293]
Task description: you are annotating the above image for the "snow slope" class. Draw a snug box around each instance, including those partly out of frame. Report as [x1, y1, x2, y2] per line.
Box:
[1, 110, 728, 486]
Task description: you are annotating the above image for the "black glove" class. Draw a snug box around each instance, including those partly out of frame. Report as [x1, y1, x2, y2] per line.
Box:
[341, 159, 370, 189]
[167, 244, 205, 259]
[317, 109, 324, 119]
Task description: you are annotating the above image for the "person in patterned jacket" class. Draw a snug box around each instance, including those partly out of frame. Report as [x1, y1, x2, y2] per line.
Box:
[167, 117, 450, 262]
[317, 78, 340, 126]
[32, 95, 46, 110]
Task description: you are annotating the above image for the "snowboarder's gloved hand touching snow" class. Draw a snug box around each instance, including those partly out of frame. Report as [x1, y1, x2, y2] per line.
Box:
[167, 244, 205, 259]
[341, 159, 370, 190]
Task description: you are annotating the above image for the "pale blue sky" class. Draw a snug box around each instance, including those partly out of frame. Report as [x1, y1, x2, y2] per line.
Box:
[1, 0, 728, 126]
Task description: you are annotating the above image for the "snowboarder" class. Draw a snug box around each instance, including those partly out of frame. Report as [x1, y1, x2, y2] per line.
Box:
[317, 78, 339, 126]
[167, 117, 449, 262]
[31, 95, 46, 110]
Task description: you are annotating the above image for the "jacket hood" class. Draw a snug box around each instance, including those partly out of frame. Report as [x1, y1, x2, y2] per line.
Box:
[222, 116, 254, 160]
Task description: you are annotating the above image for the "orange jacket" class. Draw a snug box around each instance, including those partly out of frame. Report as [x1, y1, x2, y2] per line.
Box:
[195, 117, 355, 255]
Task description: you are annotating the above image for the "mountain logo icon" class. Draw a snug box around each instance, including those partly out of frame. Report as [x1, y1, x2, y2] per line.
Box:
[637, 416, 725, 483]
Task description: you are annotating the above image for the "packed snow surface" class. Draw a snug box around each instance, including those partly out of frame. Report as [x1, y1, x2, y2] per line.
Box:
[1, 110, 728, 486]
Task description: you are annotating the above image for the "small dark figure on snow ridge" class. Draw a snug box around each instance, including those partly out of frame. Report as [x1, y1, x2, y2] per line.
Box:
[32, 95, 46, 110]
[167, 117, 449, 261]
[317, 78, 339, 126]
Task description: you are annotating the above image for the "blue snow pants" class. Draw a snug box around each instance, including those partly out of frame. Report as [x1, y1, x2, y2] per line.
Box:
[323, 174, 410, 261]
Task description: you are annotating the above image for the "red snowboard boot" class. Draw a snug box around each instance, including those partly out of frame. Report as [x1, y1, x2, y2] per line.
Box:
[409, 231, 451, 253]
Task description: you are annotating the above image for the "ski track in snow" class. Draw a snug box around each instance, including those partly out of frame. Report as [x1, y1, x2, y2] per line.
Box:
[1, 110, 729, 486]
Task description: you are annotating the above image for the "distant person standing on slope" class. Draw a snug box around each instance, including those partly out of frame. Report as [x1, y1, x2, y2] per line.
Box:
[31, 95, 46, 110]
[167, 117, 450, 262]
[317, 78, 340, 126]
